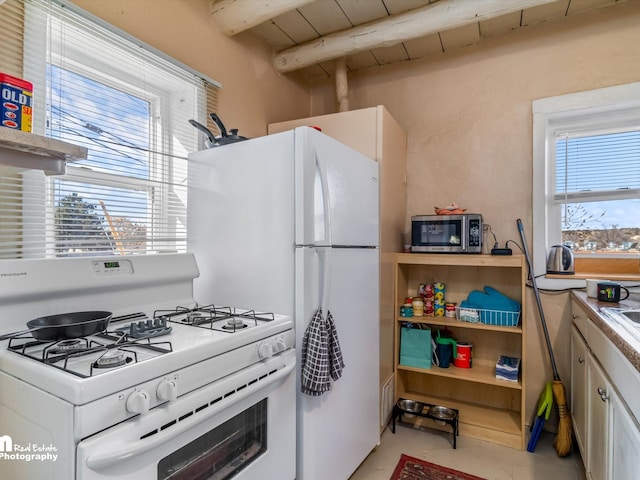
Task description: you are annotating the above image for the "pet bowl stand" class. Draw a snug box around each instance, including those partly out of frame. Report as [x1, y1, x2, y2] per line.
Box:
[391, 398, 459, 449]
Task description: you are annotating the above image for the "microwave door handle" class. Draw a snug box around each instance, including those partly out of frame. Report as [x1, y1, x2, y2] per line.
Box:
[461, 217, 468, 252]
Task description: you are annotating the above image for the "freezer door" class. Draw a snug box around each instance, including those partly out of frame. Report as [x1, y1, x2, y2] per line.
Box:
[294, 127, 379, 247]
[295, 246, 380, 480]
[187, 131, 296, 314]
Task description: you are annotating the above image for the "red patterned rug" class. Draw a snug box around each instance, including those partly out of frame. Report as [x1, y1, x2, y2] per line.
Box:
[390, 454, 487, 480]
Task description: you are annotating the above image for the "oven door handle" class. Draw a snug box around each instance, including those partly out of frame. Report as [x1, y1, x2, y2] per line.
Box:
[84, 360, 295, 472]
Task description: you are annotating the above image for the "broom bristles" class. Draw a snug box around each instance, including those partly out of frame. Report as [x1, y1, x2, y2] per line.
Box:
[551, 380, 573, 457]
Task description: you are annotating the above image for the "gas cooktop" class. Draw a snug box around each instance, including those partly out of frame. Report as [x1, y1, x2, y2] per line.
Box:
[5, 304, 280, 378]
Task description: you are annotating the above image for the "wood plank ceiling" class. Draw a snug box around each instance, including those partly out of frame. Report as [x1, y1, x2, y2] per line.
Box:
[210, 0, 623, 80]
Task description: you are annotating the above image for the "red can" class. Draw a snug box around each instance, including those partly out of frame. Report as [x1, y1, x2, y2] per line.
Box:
[419, 283, 434, 300]
[454, 342, 472, 368]
[445, 302, 457, 318]
[424, 299, 434, 316]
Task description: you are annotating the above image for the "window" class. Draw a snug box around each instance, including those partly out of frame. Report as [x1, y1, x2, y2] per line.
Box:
[555, 130, 640, 252]
[533, 82, 640, 279]
[0, 0, 219, 259]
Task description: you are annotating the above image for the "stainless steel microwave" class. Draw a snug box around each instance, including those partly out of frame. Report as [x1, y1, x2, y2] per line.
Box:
[411, 214, 483, 253]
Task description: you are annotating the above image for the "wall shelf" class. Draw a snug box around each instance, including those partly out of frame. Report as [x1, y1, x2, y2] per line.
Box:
[0, 128, 87, 175]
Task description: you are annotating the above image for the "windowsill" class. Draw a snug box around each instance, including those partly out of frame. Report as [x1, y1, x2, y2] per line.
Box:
[0, 128, 87, 175]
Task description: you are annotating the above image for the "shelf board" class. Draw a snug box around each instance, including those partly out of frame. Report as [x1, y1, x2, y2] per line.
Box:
[396, 252, 523, 268]
[397, 363, 522, 390]
[401, 390, 522, 437]
[397, 316, 522, 333]
[0, 128, 87, 175]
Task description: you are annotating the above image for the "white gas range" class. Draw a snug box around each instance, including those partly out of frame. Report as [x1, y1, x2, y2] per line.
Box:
[0, 253, 296, 480]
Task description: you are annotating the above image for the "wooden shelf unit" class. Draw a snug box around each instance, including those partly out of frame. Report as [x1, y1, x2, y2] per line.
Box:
[393, 253, 527, 450]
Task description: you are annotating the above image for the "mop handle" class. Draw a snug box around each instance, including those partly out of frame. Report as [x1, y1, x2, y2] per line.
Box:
[517, 219, 560, 381]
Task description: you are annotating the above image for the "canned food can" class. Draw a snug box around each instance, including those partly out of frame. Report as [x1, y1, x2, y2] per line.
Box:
[434, 299, 445, 317]
[454, 342, 473, 368]
[433, 282, 445, 301]
[1, 73, 33, 132]
[400, 304, 413, 317]
[412, 298, 424, 316]
[424, 299, 434, 316]
[419, 283, 434, 300]
[445, 302, 457, 318]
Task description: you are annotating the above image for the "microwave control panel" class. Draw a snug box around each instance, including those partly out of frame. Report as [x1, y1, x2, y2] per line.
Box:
[469, 218, 482, 247]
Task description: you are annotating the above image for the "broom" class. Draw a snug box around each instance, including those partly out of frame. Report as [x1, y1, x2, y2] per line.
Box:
[517, 219, 573, 457]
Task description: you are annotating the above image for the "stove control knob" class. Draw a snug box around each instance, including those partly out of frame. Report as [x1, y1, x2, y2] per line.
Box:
[274, 337, 287, 353]
[258, 342, 273, 359]
[157, 379, 178, 402]
[126, 389, 150, 415]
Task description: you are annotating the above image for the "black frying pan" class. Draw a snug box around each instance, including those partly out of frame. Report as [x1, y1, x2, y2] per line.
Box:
[0, 311, 113, 341]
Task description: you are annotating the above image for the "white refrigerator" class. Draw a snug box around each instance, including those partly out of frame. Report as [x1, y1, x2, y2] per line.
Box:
[187, 127, 380, 480]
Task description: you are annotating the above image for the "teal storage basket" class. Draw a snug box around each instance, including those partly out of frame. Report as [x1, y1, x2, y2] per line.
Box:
[400, 325, 432, 369]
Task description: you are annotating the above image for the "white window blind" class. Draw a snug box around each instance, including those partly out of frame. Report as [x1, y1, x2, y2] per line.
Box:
[555, 130, 640, 202]
[0, 0, 219, 259]
[554, 128, 640, 247]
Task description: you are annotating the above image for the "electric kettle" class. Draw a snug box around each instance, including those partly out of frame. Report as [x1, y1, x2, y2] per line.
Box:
[546, 245, 575, 274]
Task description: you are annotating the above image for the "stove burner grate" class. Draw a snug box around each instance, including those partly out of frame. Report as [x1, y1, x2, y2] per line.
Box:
[6, 332, 173, 378]
[158, 304, 275, 333]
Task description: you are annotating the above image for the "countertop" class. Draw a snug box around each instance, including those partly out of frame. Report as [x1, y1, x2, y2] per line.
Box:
[572, 290, 640, 373]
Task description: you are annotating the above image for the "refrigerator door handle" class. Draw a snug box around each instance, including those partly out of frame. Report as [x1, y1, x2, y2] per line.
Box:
[319, 247, 332, 315]
[316, 155, 332, 247]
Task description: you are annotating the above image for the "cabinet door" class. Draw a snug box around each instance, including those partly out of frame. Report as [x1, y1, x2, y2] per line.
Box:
[587, 355, 609, 480]
[609, 387, 640, 480]
[571, 326, 588, 459]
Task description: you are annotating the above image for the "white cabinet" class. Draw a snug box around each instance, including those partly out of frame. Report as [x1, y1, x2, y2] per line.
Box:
[587, 354, 608, 480]
[609, 387, 640, 480]
[570, 326, 588, 459]
[570, 297, 640, 480]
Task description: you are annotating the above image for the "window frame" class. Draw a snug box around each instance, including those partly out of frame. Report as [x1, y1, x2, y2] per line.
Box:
[532, 82, 640, 285]
[2, 0, 219, 259]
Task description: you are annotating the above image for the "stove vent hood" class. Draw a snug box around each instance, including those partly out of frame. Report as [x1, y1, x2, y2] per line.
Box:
[0, 127, 87, 175]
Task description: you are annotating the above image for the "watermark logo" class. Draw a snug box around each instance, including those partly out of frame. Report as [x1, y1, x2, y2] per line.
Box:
[0, 435, 12, 452]
[0, 434, 58, 462]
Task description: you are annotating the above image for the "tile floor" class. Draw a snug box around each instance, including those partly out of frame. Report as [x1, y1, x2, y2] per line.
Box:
[349, 422, 587, 480]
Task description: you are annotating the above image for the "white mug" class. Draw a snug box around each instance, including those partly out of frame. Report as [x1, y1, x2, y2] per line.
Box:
[586, 279, 603, 298]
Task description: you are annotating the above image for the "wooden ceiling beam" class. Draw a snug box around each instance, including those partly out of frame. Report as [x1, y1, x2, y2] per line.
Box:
[273, 0, 558, 72]
[210, 0, 315, 36]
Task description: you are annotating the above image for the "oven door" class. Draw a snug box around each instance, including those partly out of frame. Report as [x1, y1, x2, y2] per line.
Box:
[76, 349, 296, 480]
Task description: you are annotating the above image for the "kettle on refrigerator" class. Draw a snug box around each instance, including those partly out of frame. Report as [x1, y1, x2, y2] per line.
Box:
[546, 245, 575, 274]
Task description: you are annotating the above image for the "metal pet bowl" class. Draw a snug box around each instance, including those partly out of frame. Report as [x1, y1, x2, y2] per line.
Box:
[397, 399, 425, 418]
[428, 405, 457, 425]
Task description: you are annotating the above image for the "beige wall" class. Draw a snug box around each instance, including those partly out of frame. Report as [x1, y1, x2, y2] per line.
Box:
[73, 0, 311, 139]
[310, 2, 640, 245]
[304, 2, 640, 427]
[74, 0, 640, 430]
